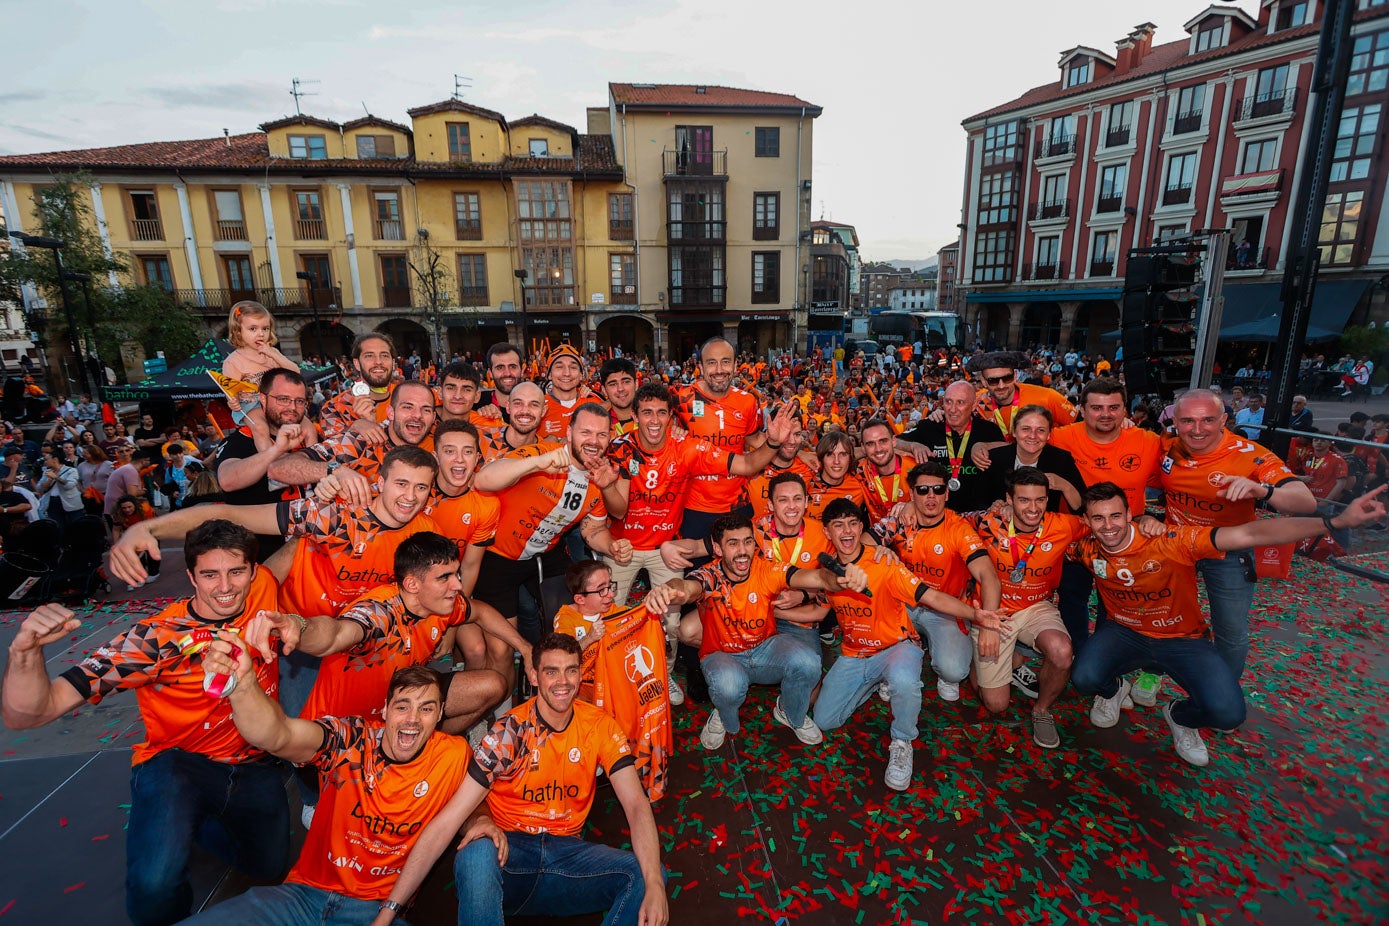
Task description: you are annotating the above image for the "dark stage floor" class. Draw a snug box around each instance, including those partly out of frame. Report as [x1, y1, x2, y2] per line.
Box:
[0, 556, 1385, 925]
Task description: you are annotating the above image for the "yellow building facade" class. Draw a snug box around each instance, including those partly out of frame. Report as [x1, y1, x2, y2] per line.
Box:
[0, 83, 820, 363]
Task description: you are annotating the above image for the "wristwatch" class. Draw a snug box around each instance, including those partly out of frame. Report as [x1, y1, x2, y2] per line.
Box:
[325, 459, 342, 475]
[1261, 483, 1275, 501]
[379, 899, 403, 914]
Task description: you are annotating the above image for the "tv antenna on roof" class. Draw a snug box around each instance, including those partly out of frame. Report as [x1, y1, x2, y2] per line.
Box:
[453, 74, 473, 101]
[290, 77, 320, 115]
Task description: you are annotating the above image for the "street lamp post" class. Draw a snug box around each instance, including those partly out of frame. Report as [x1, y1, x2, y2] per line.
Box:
[514, 268, 529, 360]
[295, 270, 326, 362]
[7, 231, 90, 396]
[62, 270, 102, 400]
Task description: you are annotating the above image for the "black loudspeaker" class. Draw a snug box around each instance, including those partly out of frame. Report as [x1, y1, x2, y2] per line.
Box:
[1120, 255, 1200, 399]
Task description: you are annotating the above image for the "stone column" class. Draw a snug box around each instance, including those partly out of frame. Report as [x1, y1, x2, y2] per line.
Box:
[1059, 301, 1082, 350]
[1006, 301, 1028, 350]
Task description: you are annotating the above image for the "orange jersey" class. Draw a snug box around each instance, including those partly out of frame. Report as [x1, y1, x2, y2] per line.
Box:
[320, 385, 392, 434]
[471, 698, 635, 836]
[277, 498, 441, 617]
[752, 514, 832, 568]
[675, 383, 765, 512]
[1048, 423, 1163, 514]
[823, 549, 924, 657]
[688, 557, 793, 659]
[301, 585, 469, 721]
[856, 453, 917, 523]
[487, 441, 608, 560]
[874, 510, 988, 598]
[972, 511, 1088, 613]
[606, 433, 733, 548]
[978, 382, 1077, 435]
[306, 431, 433, 484]
[290, 718, 470, 900]
[537, 393, 580, 441]
[609, 412, 638, 441]
[422, 485, 499, 555]
[749, 459, 868, 522]
[1159, 432, 1297, 528]
[1293, 450, 1349, 500]
[60, 568, 281, 766]
[1072, 526, 1222, 639]
[479, 427, 532, 464]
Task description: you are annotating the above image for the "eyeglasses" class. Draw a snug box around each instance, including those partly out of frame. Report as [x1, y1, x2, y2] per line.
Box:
[267, 394, 309, 408]
[578, 581, 618, 597]
[984, 374, 1015, 386]
[913, 484, 949, 496]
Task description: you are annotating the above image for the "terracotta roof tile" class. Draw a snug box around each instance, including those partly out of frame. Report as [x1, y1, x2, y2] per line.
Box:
[609, 83, 821, 114]
[510, 114, 578, 135]
[405, 99, 508, 123]
[341, 115, 412, 134]
[258, 114, 341, 131]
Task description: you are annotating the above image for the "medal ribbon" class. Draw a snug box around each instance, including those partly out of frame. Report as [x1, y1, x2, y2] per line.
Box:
[769, 524, 805, 565]
[871, 456, 903, 504]
[1006, 516, 1043, 578]
[991, 390, 1019, 433]
[943, 424, 973, 485]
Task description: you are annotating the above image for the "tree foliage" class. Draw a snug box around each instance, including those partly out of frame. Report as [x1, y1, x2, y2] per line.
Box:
[0, 172, 206, 384]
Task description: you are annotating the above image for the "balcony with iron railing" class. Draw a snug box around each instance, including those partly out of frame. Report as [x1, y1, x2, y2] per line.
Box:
[1235, 87, 1299, 122]
[165, 285, 341, 314]
[455, 219, 482, 241]
[1022, 261, 1067, 281]
[667, 221, 726, 243]
[374, 218, 404, 241]
[1227, 245, 1272, 271]
[1096, 193, 1124, 213]
[1028, 199, 1071, 221]
[1089, 259, 1116, 277]
[663, 148, 728, 177]
[1105, 124, 1132, 147]
[1172, 110, 1203, 134]
[609, 220, 634, 241]
[1033, 135, 1076, 159]
[457, 286, 489, 306]
[668, 284, 726, 307]
[382, 284, 413, 308]
[295, 218, 327, 240]
[215, 219, 247, 241]
[610, 286, 638, 305]
[131, 218, 164, 241]
[1162, 184, 1194, 206]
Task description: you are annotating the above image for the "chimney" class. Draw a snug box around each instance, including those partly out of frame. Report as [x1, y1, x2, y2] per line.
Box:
[1114, 37, 1135, 74]
[1128, 22, 1156, 66]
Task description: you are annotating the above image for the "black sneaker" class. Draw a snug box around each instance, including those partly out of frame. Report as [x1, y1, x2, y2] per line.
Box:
[1011, 664, 1039, 699]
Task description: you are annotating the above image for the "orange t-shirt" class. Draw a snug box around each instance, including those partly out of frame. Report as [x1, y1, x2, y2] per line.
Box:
[276, 498, 441, 617]
[320, 385, 392, 434]
[688, 557, 792, 659]
[422, 485, 500, 555]
[537, 392, 581, 441]
[675, 383, 764, 513]
[1293, 450, 1349, 500]
[471, 698, 635, 837]
[972, 511, 1088, 613]
[487, 442, 609, 561]
[874, 510, 988, 597]
[752, 514, 831, 568]
[60, 568, 281, 766]
[978, 382, 1077, 435]
[856, 453, 917, 524]
[479, 427, 529, 464]
[750, 459, 867, 522]
[823, 549, 925, 657]
[306, 431, 434, 484]
[1159, 432, 1297, 528]
[1072, 526, 1222, 639]
[290, 718, 470, 900]
[1048, 423, 1163, 514]
[301, 585, 469, 721]
[607, 433, 733, 548]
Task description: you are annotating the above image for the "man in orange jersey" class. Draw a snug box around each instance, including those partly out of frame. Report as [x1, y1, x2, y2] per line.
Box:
[1047, 377, 1163, 651]
[536, 343, 590, 440]
[1156, 389, 1316, 682]
[970, 351, 1075, 435]
[1074, 482, 1385, 766]
[472, 403, 630, 643]
[813, 497, 1005, 790]
[674, 336, 771, 540]
[751, 430, 867, 522]
[319, 332, 397, 436]
[181, 662, 502, 926]
[3, 522, 290, 926]
[480, 380, 545, 462]
[371, 634, 668, 926]
[247, 532, 519, 735]
[646, 513, 860, 752]
[968, 467, 1088, 749]
[599, 356, 640, 440]
[270, 380, 436, 490]
[1292, 428, 1350, 504]
[872, 461, 1002, 703]
[437, 360, 499, 429]
[856, 417, 917, 524]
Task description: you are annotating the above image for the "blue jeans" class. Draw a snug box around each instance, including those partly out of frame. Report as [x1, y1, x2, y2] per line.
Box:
[278, 651, 322, 718]
[454, 831, 652, 926]
[909, 606, 973, 683]
[180, 881, 408, 925]
[126, 749, 290, 926]
[1057, 559, 1107, 653]
[701, 634, 821, 733]
[774, 618, 822, 652]
[1071, 621, 1246, 730]
[813, 640, 923, 742]
[1196, 550, 1255, 681]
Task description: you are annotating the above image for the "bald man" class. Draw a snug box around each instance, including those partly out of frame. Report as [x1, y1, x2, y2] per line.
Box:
[897, 381, 1006, 514]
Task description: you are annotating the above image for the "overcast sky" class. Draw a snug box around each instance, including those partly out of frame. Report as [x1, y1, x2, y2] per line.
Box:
[0, 0, 1250, 261]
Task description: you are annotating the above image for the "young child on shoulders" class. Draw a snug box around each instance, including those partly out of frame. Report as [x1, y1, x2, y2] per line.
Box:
[222, 301, 299, 450]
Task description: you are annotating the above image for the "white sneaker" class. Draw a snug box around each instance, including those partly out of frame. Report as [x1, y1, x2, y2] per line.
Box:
[1090, 679, 1132, 729]
[300, 803, 316, 830]
[699, 710, 726, 750]
[667, 675, 685, 706]
[1163, 702, 1210, 767]
[936, 679, 960, 702]
[884, 738, 913, 791]
[877, 681, 891, 702]
[1132, 673, 1163, 708]
[772, 697, 824, 745]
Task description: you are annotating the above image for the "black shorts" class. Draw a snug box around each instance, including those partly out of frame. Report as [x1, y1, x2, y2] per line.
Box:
[472, 546, 572, 620]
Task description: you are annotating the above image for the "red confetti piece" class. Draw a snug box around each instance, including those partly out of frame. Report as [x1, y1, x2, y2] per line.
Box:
[63, 883, 84, 894]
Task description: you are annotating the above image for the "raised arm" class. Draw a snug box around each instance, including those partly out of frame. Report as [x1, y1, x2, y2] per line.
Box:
[218, 423, 305, 492]
[1214, 486, 1385, 551]
[108, 501, 282, 585]
[475, 445, 569, 492]
[202, 634, 328, 764]
[1, 604, 88, 729]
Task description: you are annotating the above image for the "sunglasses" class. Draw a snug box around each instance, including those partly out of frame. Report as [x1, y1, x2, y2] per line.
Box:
[984, 374, 1015, 386]
[913, 484, 949, 496]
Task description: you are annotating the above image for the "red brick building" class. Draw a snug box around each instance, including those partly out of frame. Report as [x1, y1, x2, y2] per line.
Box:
[957, 0, 1389, 354]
